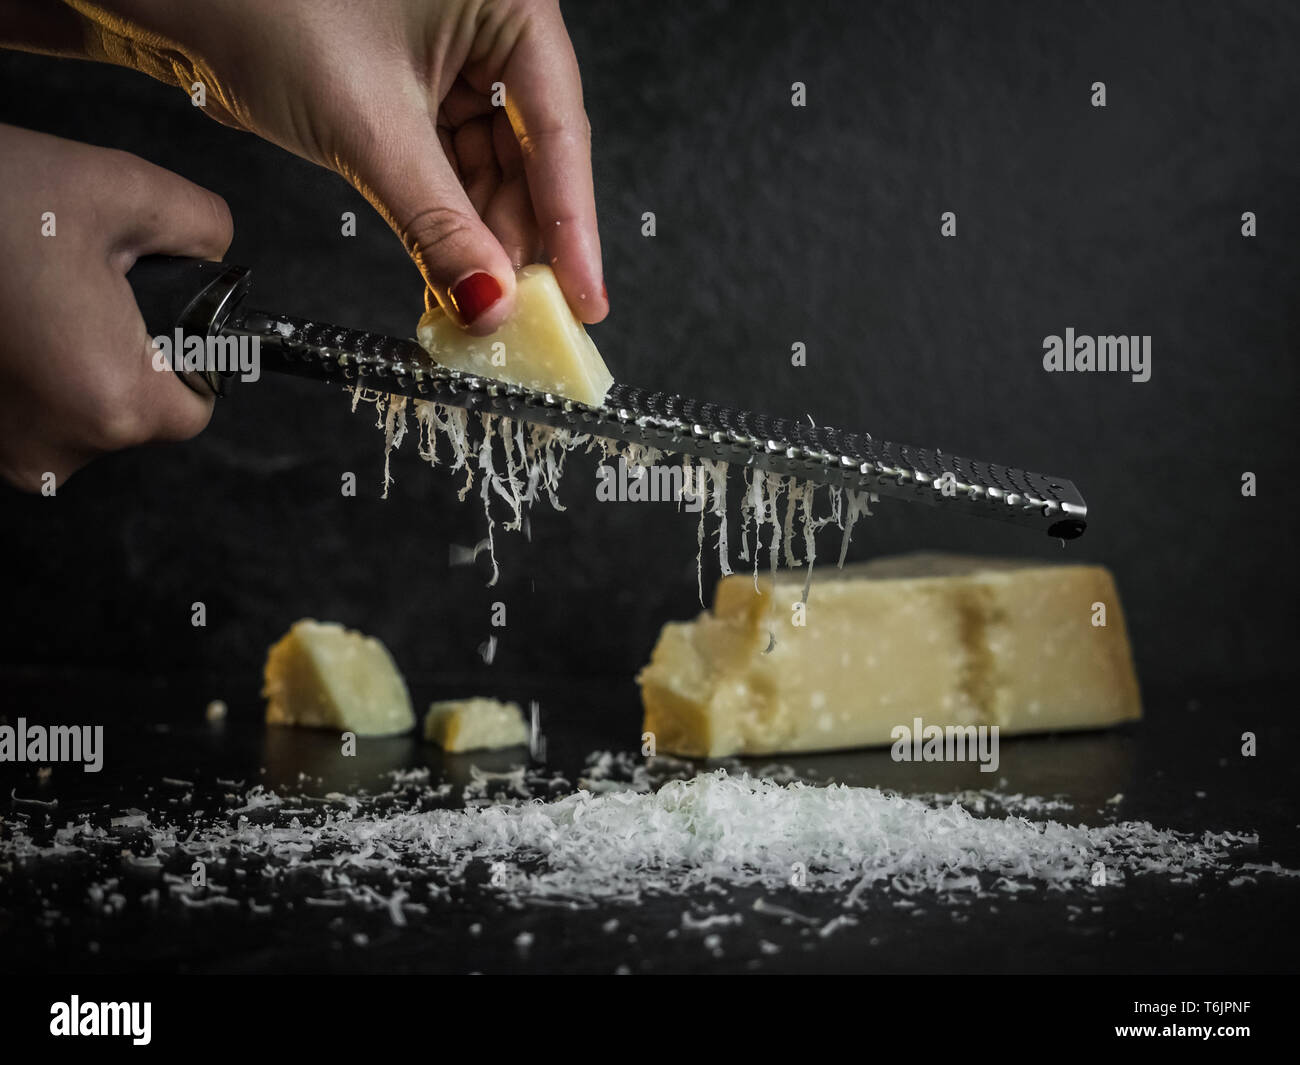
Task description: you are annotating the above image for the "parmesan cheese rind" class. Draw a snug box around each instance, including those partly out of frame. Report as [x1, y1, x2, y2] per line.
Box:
[263, 619, 414, 736]
[637, 553, 1142, 758]
[423, 697, 529, 752]
[417, 264, 614, 406]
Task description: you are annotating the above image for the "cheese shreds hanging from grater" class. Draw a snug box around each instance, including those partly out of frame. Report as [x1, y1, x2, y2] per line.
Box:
[354, 388, 874, 598]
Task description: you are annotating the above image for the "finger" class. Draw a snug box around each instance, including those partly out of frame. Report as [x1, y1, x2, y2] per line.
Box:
[43, 265, 214, 458]
[107, 152, 234, 264]
[483, 111, 539, 269]
[348, 107, 515, 333]
[441, 76, 496, 128]
[137, 331, 216, 442]
[105, 266, 215, 445]
[484, 177, 539, 270]
[502, 9, 607, 323]
[436, 125, 461, 182]
[454, 117, 500, 218]
[93, 160, 229, 441]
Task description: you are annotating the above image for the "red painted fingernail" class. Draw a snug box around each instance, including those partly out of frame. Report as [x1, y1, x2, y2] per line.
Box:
[450, 272, 503, 326]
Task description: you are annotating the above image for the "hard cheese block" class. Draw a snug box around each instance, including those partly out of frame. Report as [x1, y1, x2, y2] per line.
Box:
[417, 264, 614, 406]
[637, 553, 1141, 758]
[263, 619, 414, 736]
[424, 698, 529, 752]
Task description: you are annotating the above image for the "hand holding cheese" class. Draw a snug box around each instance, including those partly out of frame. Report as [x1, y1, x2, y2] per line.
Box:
[418, 264, 615, 406]
[20, 0, 609, 333]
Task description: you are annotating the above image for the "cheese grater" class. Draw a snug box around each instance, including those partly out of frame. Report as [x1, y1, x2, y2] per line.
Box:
[127, 256, 1088, 539]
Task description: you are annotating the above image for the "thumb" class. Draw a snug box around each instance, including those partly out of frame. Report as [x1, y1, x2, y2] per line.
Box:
[350, 111, 515, 334]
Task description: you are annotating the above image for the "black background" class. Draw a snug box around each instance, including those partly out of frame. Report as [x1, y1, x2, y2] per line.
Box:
[1, 0, 1298, 980]
[1, 0, 1297, 696]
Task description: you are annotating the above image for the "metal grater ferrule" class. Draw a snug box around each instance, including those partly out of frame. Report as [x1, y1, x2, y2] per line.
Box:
[224, 308, 1088, 539]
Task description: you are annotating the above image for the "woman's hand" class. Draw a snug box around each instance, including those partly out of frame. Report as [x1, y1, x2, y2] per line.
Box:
[48, 0, 608, 333]
[0, 124, 232, 491]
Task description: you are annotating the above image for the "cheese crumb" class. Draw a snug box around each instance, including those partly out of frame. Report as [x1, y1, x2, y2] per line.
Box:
[424, 698, 529, 752]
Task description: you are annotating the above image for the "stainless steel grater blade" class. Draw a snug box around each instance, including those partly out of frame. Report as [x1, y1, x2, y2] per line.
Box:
[126, 255, 1088, 539]
[221, 307, 1088, 540]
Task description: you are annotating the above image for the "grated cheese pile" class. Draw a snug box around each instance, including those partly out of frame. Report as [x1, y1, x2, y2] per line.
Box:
[4, 768, 1274, 922]
[352, 390, 875, 596]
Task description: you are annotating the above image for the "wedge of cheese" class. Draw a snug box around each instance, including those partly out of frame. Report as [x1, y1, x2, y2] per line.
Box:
[263, 619, 414, 736]
[417, 264, 614, 406]
[637, 553, 1141, 758]
[423, 697, 529, 752]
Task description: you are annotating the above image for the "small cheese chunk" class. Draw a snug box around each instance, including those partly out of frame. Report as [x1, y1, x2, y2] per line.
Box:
[263, 619, 414, 736]
[423, 697, 529, 752]
[417, 264, 614, 406]
[637, 553, 1142, 758]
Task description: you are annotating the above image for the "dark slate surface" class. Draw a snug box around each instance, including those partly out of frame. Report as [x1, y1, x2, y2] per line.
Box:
[0, 672, 1296, 975]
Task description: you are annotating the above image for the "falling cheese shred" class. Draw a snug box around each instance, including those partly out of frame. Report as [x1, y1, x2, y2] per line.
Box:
[354, 384, 882, 596]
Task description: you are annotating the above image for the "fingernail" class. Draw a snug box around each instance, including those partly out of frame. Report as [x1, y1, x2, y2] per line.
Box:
[450, 272, 503, 326]
[601, 282, 608, 304]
